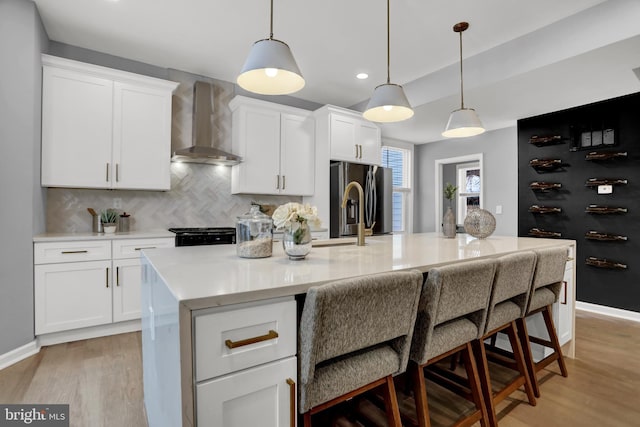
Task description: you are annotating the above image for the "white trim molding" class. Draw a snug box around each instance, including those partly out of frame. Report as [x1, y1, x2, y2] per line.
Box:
[0, 340, 40, 371]
[576, 301, 640, 323]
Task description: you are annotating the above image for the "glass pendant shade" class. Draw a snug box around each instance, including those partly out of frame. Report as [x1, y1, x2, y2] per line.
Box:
[363, 83, 414, 123]
[237, 38, 305, 95]
[442, 108, 486, 138]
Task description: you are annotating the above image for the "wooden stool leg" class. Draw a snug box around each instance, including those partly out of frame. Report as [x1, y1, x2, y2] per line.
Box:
[516, 317, 540, 398]
[506, 321, 536, 406]
[462, 342, 489, 427]
[542, 305, 568, 377]
[382, 375, 402, 427]
[411, 361, 431, 427]
[472, 339, 499, 427]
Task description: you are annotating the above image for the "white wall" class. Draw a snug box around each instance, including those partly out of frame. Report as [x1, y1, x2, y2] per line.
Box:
[0, 0, 48, 354]
[414, 127, 518, 236]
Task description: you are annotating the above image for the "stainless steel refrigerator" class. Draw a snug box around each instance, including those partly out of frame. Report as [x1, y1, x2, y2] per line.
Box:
[330, 161, 393, 238]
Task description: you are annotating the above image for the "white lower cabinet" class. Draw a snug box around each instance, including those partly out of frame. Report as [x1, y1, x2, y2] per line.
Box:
[193, 297, 297, 426]
[196, 356, 297, 427]
[35, 260, 112, 334]
[112, 258, 143, 322]
[34, 237, 174, 337]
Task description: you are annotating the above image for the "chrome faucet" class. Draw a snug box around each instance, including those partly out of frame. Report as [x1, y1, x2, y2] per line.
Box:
[341, 181, 366, 246]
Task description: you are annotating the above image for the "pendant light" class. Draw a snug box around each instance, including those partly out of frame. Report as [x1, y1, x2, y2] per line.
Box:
[237, 0, 305, 95]
[442, 22, 485, 138]
[363, 0, 414, 123]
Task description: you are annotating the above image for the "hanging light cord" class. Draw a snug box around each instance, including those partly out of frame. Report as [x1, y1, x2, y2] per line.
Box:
[386, 0, 391, 84]
[458, 29, 464, 108]
[269, 0, 274, 39]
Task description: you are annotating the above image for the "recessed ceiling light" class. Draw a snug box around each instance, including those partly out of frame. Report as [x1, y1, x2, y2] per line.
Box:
[356, 73, 369, 80]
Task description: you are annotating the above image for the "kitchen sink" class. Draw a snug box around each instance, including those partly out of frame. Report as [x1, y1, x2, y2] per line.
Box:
[312, 238, 358, 247]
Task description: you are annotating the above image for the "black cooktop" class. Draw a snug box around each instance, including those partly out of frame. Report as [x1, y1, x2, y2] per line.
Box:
[168, 227, 236, 246]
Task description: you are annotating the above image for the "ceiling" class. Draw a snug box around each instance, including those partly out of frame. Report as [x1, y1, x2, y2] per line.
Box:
[34, 0, 640, 143]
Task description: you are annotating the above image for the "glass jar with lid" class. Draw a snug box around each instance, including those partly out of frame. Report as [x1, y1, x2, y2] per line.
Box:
[236, 205, 273, 258]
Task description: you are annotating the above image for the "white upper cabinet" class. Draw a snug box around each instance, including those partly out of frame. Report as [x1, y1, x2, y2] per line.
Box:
[230, 96, 315, 196]
[41, 54, 178, 190]
[326, 107, 381, 165]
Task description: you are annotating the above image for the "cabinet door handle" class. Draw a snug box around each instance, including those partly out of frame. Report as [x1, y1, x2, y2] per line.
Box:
[224, 330, 279, 349]
[282, 175, 286, 190]
[106, 267, 109, 288]
[286, 378, 296, 427]
[116, 266, 120, 286]
[106, 163, 110, 182]
[360, 144, 363, 159]
[354, 144, 358, 158]
[116, 163, 119, 182]
[61, 250, 88, 254]
[276, 175, 280, 190]
[134, 247, 157, 251]
[561, 280, 567, 305]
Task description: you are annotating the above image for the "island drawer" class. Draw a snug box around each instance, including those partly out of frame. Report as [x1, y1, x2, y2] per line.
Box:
[34, 240, 111, 264]
[112, 237, 174, 259]
[194, 297, 296, 382]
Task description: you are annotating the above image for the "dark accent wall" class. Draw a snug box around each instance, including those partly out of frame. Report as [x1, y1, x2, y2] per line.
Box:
[518, 92, 640, 313]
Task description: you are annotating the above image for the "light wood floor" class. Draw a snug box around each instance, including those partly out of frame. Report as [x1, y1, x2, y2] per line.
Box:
[0, 311, 638, 427]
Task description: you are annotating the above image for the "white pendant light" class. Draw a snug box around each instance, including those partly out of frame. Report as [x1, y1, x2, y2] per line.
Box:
[442, 22, 485, 138]
[237, 0, 304, 95]
[363, 0, 413, 123]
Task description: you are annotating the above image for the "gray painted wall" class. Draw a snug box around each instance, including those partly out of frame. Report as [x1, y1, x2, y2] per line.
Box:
[0, 0, 48, 354]
[414, 126, 518, 236]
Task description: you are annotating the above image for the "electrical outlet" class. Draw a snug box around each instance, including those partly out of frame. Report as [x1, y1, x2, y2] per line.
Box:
[495, 205, 503, 215]
[113, 198, 122, 209]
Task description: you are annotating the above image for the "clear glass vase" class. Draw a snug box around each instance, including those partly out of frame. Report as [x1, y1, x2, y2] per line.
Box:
[282, 220, 312, 260]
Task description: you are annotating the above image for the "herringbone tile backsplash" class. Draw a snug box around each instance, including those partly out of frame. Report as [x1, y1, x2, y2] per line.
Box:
[46, 71, 300, 233]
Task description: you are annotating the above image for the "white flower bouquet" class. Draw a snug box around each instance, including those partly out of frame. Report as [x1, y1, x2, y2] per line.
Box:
[272, 202, 320, 230]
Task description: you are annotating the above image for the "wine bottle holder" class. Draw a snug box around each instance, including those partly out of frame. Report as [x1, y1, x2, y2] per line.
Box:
[585, 231, 628, 242]
[585, 256, 627, 270]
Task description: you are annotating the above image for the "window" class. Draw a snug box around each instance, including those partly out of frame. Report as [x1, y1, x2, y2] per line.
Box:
[456, 162, 480, 224]
[381, 145, 412, 233]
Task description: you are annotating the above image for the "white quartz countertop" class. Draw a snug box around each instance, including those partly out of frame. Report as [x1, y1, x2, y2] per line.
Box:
[33, 229, 175, 242]
[142, 233, 575, 310]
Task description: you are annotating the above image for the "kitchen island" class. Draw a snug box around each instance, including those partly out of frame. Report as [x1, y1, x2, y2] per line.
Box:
[141, 233, 576, 427]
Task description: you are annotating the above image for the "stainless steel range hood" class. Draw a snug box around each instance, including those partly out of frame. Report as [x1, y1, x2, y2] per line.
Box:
[171, 81, 241, 166]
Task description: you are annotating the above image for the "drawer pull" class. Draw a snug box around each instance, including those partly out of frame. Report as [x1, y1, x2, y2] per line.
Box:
[224, 330, 279, 349]
[116, 266, 120, 287]
[286, 378, 295, 427]
[134, 247, 157, 251]
[106, 268, 109, 288]
[61, 250, 88, 254]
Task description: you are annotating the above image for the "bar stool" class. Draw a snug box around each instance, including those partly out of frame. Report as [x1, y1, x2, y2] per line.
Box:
[475, 251, 538, 427]
[298, 270, 423, 427]
[409, 259, 496, 427]
[516, 247, 569, 397]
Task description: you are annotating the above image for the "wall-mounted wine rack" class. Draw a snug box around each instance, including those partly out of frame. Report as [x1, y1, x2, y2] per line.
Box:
[518, 91, 640, 312]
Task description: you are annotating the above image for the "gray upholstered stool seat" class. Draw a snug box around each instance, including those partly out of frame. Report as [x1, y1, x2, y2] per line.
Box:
[517, 247, 570, 398]
[409, 259, 496, 427]
[298, 270, 424, 427]
[475, 251, 538, 427]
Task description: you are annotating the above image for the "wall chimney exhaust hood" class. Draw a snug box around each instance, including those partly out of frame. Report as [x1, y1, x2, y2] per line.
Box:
[171, 81, 242, 166]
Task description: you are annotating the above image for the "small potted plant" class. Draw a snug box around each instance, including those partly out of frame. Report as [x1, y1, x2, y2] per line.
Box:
[100, 209, 118, 233]
[443, 183, 457, 238]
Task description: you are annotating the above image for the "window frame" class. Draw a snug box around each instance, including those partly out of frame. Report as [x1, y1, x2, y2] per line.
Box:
[381, 139, 414, 234]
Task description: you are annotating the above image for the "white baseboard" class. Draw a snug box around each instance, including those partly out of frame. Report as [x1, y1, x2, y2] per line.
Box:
[37, 320, 141, 347]
[576, 301, 640, 323]
[0, 340, 40, 371]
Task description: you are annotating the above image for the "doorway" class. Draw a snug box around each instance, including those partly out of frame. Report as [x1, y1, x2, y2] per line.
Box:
[434, 153, 484, 233]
